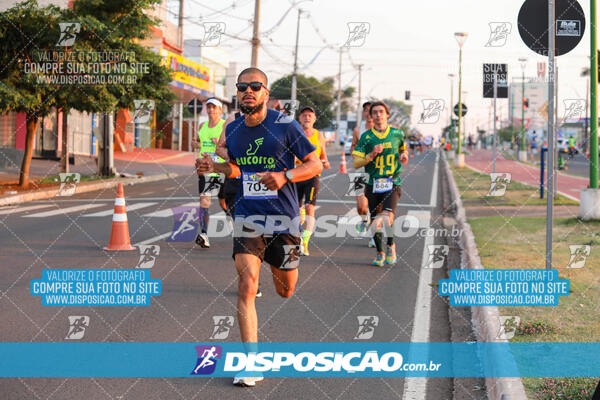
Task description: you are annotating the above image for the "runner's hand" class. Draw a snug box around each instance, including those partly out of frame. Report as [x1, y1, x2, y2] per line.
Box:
[399, 152, 409, 165]
[257, 171, 286, 190]
[322, 159, 330, 169]
[369, 144, 383, 160]
[211, 137, 219, 144]
[195, 153, 214, 175]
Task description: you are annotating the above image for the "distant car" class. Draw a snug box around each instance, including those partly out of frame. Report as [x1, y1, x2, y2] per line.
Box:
[344, 139, 352, 155]
[557, 138, 578, 154]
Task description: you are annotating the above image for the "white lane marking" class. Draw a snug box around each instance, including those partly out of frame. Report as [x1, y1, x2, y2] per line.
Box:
[142, 202, 197, 218]
[135, 205, 324, 245]
[82, 202, 157, 217]
[430, 151, 439, 207]
[30, 197, 205, 202]
[23, 204, 104, 218]
[320, 173, 337, 181]
[0, 204, 53, 215]
[402, 210, 433, 400]
[134, 232, 171, 246]
[211, 211, 227, 220]
[317, 199, 433, 207]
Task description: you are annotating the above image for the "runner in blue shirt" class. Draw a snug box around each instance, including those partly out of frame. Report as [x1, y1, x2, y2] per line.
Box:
[195, 67, 322, 387]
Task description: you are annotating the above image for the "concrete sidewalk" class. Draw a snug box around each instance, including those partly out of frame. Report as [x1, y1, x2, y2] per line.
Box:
[0, 148, 197, 205]
[1, 148, 195, 184]
[0, 143, 343, 205]
[464, 148, 588, 202]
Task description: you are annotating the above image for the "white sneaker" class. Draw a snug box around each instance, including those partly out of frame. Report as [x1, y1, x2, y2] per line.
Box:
[233, 374, 264, 387]
[368, 238, 376, 248]
[195, 233, 210, 248]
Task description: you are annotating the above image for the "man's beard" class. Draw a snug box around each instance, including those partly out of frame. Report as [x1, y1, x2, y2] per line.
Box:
[240, 100, 265, 115]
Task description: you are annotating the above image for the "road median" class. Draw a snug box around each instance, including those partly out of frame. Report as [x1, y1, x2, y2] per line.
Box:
[446, 155, 599, 399]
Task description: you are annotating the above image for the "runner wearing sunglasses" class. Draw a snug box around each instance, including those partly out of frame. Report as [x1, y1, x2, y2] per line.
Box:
[196, 67, 322, 387]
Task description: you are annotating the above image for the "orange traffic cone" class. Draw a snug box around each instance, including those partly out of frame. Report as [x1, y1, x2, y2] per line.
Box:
[104, 183, 135, 251]
[339, 152, 348, 174]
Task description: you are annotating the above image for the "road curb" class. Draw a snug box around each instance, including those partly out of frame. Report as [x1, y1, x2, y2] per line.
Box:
[0, 173, 180, 207]
[465, 157, 581, 203]
[442, 154, 528, 400]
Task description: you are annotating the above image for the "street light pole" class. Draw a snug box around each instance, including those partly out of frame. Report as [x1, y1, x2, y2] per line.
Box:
[454, 32, 468, 168]
[336, 47, 343, 145]
[546, 0, 555, 270]
[519, 58, 528, 161]
[250, 0, 261, 67]
[448, 74, 455, 158]
[291, 8, 303, 106]
[356, 64, 363, 134]
[580, 0, 600, 220]
[590, 0, 599, 189]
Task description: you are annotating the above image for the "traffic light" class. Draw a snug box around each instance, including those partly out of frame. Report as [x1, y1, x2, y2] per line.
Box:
[405, 91, 410, 101]
[522, 97, 529, 109]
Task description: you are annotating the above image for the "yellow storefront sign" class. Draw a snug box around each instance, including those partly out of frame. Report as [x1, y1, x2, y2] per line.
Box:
[159, 48, 214, 94]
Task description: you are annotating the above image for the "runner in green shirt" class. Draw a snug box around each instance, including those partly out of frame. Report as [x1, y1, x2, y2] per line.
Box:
[192, 98, 225, 248]
[352, 101, 409, 266]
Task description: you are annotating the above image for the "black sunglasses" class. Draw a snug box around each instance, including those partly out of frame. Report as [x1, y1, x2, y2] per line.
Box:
[236, 81, 266, 92]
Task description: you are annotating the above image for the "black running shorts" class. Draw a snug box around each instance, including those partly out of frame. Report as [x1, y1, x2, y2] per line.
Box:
[364, 184, 401, 217]
[233, 228, 301, 270]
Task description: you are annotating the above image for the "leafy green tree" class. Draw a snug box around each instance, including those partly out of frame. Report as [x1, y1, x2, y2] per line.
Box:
[498, 125, 519, 143]
[0, 1, 64, 188]
[0, 0, 174, 187]
[382, 98, 412, 133]
[269, 74, 355, 130]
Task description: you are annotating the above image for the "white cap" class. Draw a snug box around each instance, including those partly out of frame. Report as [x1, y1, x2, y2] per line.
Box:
[206, 98, 223, 108]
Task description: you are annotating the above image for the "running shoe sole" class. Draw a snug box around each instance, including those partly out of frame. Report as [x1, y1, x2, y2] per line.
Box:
[195, 235, 210, 248]
[233, 376, 264, 387]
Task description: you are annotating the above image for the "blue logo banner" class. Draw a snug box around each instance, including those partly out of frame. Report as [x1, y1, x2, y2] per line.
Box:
[439, 269, 569, 306]
[30, 269, 161, 306]
[1, 342, 600, 377]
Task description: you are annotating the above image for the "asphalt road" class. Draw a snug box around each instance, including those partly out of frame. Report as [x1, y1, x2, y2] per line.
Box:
[0, 150, 459, 400]
[562, 153, 593, 178]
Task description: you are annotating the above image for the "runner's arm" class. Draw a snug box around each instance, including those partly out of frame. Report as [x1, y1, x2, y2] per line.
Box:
[350, 126, 360, 152]
[353, 152, 374, 169]
[257, 151, 322, 190]
[289, 151, 322, 182]
[353, 144, 383, 169]
[399, 138, 409, 164]
[196, 153, 240, 178]
[191, 122, 205, 150]
[215, 117, 234, 160]
[319, 131, 330, 169]
[214, 161, 241, 178]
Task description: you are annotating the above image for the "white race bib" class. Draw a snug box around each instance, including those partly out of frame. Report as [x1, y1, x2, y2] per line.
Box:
[243, 172, 277, 199]
[373, 177, 393, 193]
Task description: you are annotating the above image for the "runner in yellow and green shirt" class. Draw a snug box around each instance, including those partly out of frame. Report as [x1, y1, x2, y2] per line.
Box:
[352, 101, 409, 266]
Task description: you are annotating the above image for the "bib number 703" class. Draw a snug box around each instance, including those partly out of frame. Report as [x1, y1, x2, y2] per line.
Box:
[243, 172, 277, 199]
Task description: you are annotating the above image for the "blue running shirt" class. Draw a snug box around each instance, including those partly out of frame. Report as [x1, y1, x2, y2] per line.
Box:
[226, 109, 316, 233]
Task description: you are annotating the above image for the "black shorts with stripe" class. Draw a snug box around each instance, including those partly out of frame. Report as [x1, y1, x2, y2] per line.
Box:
[296, 175, 320, 206]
